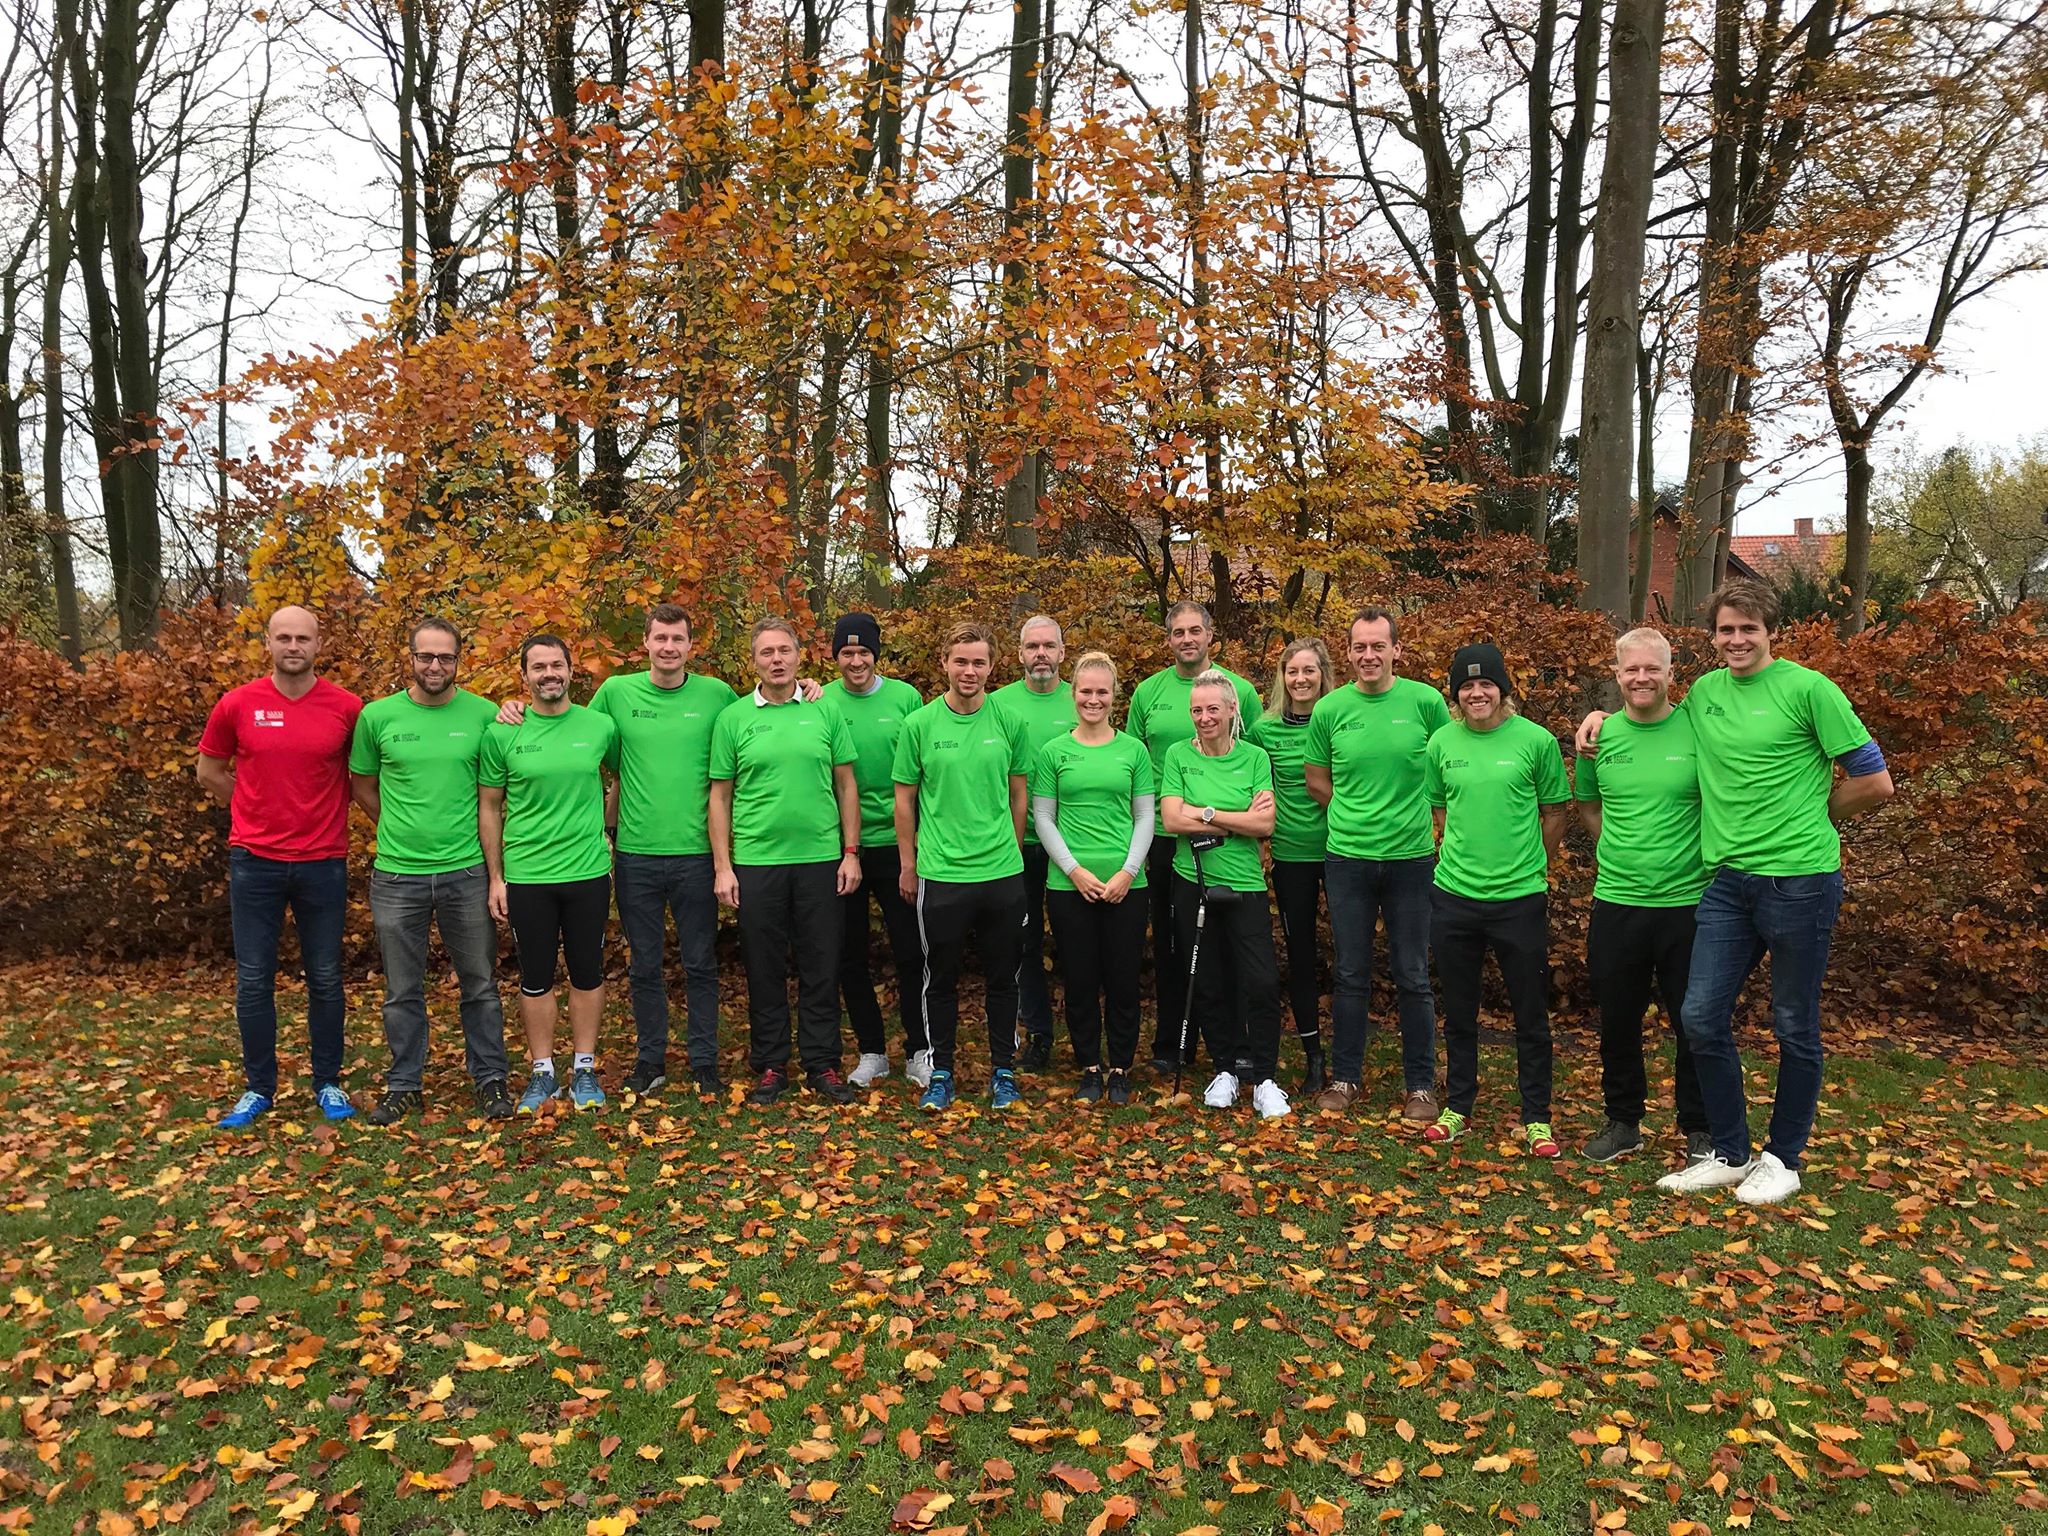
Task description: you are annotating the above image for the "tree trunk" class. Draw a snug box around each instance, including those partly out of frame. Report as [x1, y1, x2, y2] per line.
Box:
[861, 0, 913, 598]
[998, 0, 1042, 559]
[1839, 440, 1873, 632]
[1629, 340, 1658, 621]
[1186, 0, 1234, 627]
[41, 43, 81, 664]
[545, 0, 583, 498]
[1577, 0, 1664, 619]
[397, 0, 421, 331]
[100, 0, 163, 644]
[215, 55, 267, 602]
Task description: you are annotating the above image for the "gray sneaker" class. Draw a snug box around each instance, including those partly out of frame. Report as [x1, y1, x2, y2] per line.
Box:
[1683, 1131, 1715, 1165]
[1583, 1120, 1643, 1163]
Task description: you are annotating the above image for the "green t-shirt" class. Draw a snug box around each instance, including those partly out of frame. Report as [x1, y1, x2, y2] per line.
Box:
[822, 676, 925, 848]
[589, 670, 738, 855]
[1159, 738, 1274, 894]
[479, 704, 621, 884]
[1306, 678, 1452, 861]
[892, 696, 1030, 883]
[1127, 664, 1263, 779]
[1573, 708, 1709, 907]
[1246, 714, 1327, 864]
[1684, 659, 1872, 875]
[1029, 731, 1154, 893]
[348, 688, 499, 874]
[1424, 713, 1569, 902]
[990, 679, 1078, 845]
[708, 694, 857, 866]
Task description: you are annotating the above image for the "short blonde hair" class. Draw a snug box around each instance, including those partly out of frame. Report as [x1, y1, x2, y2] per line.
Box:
[1614, 627, 1671, 667]
[1191, 668, 1244, 738]
[1071, 650, 1118, 695]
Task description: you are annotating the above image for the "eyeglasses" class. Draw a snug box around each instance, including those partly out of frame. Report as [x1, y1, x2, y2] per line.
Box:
[411, 652, 459, 667]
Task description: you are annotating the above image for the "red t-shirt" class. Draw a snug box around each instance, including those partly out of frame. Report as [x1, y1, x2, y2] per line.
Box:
[199, 675, 364, 861]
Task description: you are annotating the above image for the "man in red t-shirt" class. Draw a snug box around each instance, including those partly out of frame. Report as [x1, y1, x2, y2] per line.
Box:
[197, 606, 364, 1128]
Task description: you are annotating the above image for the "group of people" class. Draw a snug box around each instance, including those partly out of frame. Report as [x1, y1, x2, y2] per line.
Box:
[197, 580, 1890, 1205]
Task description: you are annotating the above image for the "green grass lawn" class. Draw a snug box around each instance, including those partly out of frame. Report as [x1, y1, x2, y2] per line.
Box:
[1, 970, 2044, 1536]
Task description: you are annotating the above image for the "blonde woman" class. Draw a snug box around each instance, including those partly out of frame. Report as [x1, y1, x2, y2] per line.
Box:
[1247, 638, 1334, 1096]
[1030, 653, 1154, 1105]
[1158, 672, 1289, 1118]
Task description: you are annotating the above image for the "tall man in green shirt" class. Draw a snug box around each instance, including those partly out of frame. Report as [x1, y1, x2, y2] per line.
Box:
[825, 613, 930, 1088]
[480, 635, 622, 1114]
[1126, 601, 1261, 1073]
[349, 617, 513, 1123]
[990, 614, 1077, 1070]
[1573, 628, 1710, 1166]
[710, 617, 864, 1106]
[1305, 607, 1452, 1121]
[1581, 581, 1893, 1205]
[1421, 642, 1570, 1159]
[893, 621, 1032, 1113]
[591, 605, 737, 1096]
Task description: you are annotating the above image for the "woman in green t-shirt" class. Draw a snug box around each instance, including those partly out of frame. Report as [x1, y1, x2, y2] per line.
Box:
[1158, 672, 1290, 1119]
[1247, 637, 1334, 1097]
[1030, 653, 1155, 1106]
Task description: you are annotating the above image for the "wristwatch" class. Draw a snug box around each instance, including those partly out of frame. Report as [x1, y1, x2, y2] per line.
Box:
[1200, 806, 1216, 825]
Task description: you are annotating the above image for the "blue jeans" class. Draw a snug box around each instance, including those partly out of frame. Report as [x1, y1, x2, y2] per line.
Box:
[368, 864, 508, 1092]
[1681, 869, 1843, 1169]
[1324, 854, 1437, 1089]
[229, 848, 349, 1098]
[613, 852, 719, 1073]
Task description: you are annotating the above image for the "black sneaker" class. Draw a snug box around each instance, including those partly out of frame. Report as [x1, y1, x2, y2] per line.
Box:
[807, 1067, 857, 1104]
[366, 1089, 423, 1126]
[1105, 1069, 1131, 1106]
[1299, 1041, 1328, 1099]
[1075, 1069, 1104, 1104]
[1019, 1033, 1054, 1071]
[622, 1061, 668, 1096]
[1683, 1130, 1715, 1165]
[474, 1079, 516, 1119]
[692, 1066, 724, 1095]
[1583, 1120, 1644, 1163]
[1149, 1051, 1184, 1076]
[748, 1068, 788, 1106]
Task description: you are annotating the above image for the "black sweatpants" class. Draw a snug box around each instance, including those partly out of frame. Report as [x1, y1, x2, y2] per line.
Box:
[737, 862, 842, 1075]
[840, 845, 928, 1058]
[917, 873, 1027, 1076]
[1145, 837, 1185, 1059]
[1433, 887, 1552, 1123]
[506, 875, 611, 995]
[1269, 858, 1325, 1043]
[1172, 874, 1283, 1081]
[1046, 887, 1147, 1071]
[1588, 898, 1707, 1133]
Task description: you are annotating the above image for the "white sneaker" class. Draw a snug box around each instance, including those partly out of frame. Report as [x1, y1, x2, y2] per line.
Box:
[1734, 1151, 1801, 1205]
[905, 1049, 935, 1089]
[1656, 1152, 1755, 1193]
[1252, 1079, 1291, 1119]
[848, 1052, 892, 1088]
[1202, 1071, 1240, 1108]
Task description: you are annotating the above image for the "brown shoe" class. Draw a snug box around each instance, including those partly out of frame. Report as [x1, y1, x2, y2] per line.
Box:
[1401, 1089, 1438, 1124]
[1314, 1080, 1360, 1115]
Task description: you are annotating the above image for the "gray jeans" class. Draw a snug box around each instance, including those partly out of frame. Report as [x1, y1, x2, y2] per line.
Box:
[369, 864, 509, 1092]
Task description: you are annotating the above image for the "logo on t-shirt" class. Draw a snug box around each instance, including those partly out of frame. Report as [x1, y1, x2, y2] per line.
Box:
[1443, 757, 1468, 770]
[252, 709, 286, 729]
[632, 708, 659, 719]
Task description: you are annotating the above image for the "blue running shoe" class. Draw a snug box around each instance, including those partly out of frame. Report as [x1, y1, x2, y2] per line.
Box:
[517, 1070, 560, 1114]
[990, 1068, 1023, 1111]
[315, 1084, 356, 1121]
[918, 1069, 956, 1113]
[569, 1067, 606, 1111]
[218, 1090, 271, 1130]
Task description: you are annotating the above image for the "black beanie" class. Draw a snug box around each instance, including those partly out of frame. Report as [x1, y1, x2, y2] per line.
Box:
[1449, 641, 1512, 699]
[833, 612, 882, 657]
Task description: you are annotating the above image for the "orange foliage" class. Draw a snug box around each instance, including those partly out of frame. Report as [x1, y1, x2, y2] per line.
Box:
[5, 539, 2043, 1023]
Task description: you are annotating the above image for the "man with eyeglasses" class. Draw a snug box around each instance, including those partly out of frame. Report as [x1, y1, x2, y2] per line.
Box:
[350, 617, 513, 1122]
